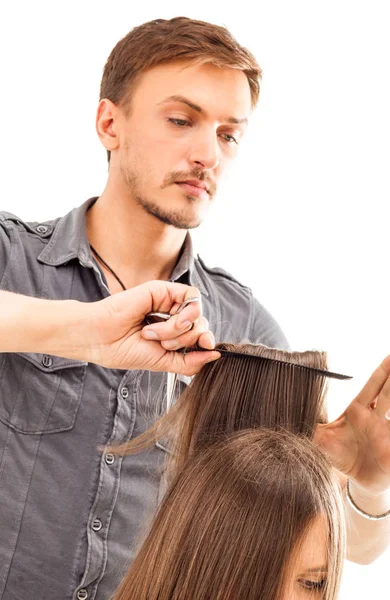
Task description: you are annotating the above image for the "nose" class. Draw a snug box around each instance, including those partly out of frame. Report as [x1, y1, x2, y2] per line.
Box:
[188, 128, 220, 171]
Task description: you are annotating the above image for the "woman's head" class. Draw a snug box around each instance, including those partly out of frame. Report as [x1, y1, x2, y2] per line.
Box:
[114, 428, 345, 600]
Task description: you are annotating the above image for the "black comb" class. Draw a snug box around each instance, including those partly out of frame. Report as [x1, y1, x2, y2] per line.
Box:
[182, 346, 352, 381]
[217, 350, 352, 380]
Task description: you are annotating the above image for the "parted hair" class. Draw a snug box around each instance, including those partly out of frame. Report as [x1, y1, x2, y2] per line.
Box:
[114, 429, 345, 600]
[112, 343, 345, 600]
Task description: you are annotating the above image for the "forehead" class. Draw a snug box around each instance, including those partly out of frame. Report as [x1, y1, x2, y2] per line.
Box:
[131, 60, 252, 118]
[296, 515, 328, 569]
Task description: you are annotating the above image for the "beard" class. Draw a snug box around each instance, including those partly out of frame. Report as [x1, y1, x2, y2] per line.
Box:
[120, 163, 211, 230]
[135, 195, 203, 230]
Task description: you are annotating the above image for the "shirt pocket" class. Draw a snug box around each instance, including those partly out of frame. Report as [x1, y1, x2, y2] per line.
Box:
[0, 352, 87, 434]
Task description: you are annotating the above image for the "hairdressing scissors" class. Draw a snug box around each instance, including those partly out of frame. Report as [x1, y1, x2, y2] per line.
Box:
[144, 297, 200, 326]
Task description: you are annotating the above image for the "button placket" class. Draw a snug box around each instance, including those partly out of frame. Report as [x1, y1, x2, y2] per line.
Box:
[77, 375, 138, 597]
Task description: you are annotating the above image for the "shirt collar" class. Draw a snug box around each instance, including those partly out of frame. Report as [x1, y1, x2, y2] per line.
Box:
[37, 197, 207, 295]
[38, 197, 97, 267]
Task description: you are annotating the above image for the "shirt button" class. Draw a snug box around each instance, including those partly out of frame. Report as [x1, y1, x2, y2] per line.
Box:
[105, 453, 115, 465]
[120, 387, 129, 399]
[92, 518, 102, 532]
[42, 355, 53, 368]
[77, 590, 88, 600]
[36, 225, 48, 234]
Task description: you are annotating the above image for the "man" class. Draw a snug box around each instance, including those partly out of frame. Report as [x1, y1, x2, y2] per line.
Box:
[0, 16, 389, 600]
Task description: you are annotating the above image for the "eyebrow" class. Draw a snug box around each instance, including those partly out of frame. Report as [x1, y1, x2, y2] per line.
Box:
[304, 566, 328, 573]
[158, 94, 248, 125]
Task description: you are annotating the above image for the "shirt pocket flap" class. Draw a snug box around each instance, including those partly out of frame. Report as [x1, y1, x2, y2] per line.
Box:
[0, 352, 87, 434]
[14, 352, 87, 371]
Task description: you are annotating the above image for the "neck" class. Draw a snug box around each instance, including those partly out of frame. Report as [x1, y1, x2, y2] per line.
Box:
[86, 185, 188, 291]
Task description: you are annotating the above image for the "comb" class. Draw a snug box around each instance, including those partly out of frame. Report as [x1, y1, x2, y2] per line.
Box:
[217, 350, 352, 380]
[184, 346, 352, 381]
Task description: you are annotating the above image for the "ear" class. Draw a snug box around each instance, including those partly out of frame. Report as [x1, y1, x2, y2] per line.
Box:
[96, 99, 120, 152]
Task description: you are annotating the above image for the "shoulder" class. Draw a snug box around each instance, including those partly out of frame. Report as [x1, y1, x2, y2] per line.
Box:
[0, 210, 58, 239]
[195, 254, 252, 293]
[194, 255, 288, 348]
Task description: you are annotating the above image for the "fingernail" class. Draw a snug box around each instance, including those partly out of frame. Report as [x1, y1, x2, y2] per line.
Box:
[206, 352, 220, 363]
[178, 320, 192, 330]
[206, 332, 215, 348]
[385, 409, 390, 421]
[163, 339, 178, 350]
[143, 329, 158, 340]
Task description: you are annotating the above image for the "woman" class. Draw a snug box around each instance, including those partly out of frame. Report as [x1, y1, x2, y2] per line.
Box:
[112, 344, 346, 599]
[114, 429, 345, 599]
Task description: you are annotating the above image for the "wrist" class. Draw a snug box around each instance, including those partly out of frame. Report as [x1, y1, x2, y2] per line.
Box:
[7, 294, 90, 360]
[347, 479, 390, 518]
[38, 298, 92, 361]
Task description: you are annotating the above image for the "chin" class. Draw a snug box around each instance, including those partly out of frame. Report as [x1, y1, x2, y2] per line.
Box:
[172, 205, 208, 230]
[137, 194, 209, 229]
[167, 214, 204, 230]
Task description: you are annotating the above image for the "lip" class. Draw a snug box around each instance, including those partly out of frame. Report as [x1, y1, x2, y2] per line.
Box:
[178, 179, 209, 192]
[175, 181, 210, 200]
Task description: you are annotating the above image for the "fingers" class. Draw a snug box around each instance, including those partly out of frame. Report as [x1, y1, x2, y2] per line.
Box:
[158, 317, 213, 351]
[373, 366, 390, 420]
[146, 281, 202, 316]
[142, 311, 212, 348]
[354, 355, 390, 407]
[163, 348, 221, 377]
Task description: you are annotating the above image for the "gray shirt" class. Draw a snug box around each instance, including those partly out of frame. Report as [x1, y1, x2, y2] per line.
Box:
[0, 198, 288, 600]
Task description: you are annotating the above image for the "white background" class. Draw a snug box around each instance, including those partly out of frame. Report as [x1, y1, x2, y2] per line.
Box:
[0, 0, 389, 597]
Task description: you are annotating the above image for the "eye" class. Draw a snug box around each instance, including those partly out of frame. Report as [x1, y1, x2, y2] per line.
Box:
[298, 578, 327, 592]
[168, 118, 191, 127]
[220, 132, 239, 144]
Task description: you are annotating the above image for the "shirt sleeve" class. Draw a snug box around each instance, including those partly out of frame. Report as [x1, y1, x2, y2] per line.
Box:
[249, 296, 290, 350]
[0, 217, 13, 285]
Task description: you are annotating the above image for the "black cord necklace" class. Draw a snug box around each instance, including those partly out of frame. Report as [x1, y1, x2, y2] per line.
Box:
[90, 244, 127, 291]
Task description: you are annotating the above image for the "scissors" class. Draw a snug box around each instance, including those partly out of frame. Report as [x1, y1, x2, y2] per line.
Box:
[144, 297, 201, 326]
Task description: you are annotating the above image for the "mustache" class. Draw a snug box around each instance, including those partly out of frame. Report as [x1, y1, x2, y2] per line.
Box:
[162, 169, 216, 196]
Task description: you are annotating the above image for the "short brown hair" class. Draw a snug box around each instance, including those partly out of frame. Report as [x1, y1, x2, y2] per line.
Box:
[100, 17, 262, 161]
[100, 17, 261, 108]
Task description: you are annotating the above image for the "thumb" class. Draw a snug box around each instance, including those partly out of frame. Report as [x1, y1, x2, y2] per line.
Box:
[163, 348, 220, 376]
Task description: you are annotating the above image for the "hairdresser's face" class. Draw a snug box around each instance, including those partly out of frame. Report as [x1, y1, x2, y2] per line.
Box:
[281, 516, 329, 599]
[102, 61, 251, 229]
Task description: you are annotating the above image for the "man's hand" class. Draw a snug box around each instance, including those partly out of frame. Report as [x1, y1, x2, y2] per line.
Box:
[314, 356, 390, 496]
[77, 280, 220, 375]
[0, 283, 220, 376]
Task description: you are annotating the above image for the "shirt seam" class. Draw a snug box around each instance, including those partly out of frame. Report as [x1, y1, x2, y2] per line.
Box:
[0, 222, 14, 289]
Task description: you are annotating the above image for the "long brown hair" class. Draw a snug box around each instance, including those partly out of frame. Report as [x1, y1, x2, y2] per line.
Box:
[111, 343, 345, 599]
[114, 343, 329, 476]
[114, 428, 345, 600]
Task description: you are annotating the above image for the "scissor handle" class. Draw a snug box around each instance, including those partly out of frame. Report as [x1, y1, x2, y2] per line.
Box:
[144, 312, 171, 325]
[144, 297, 200, 326]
